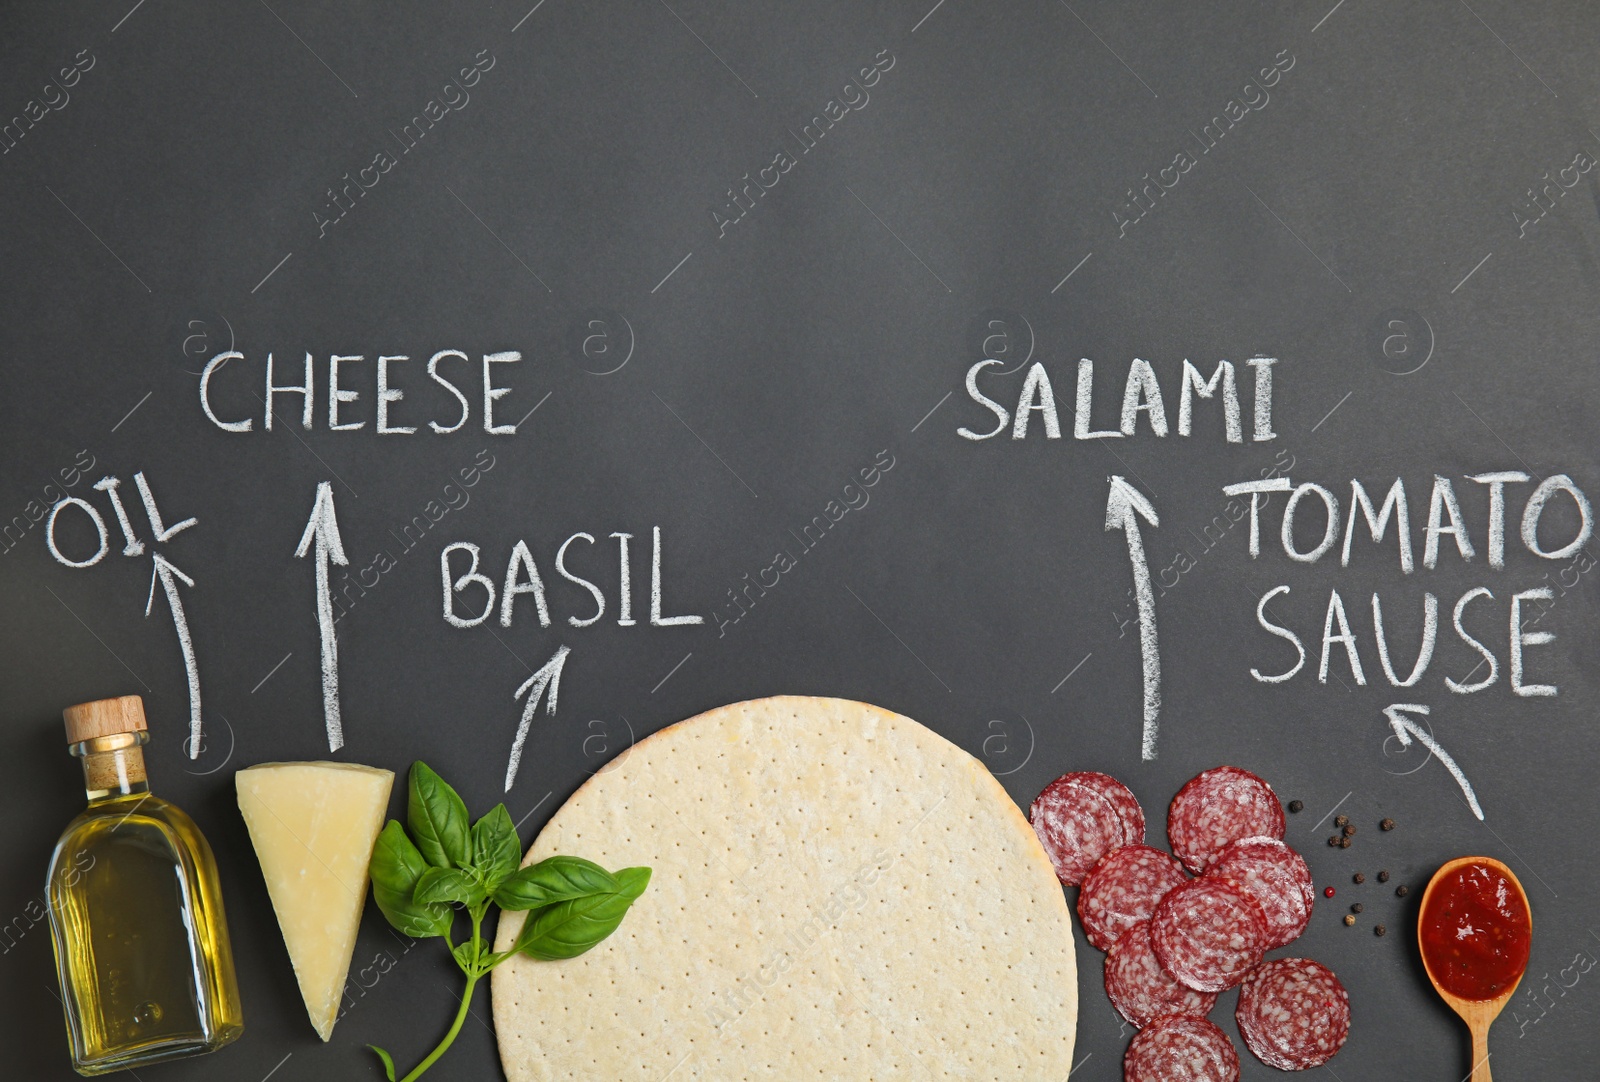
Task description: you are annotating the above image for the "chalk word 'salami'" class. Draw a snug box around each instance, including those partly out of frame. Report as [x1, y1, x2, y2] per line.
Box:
[956, 357, 1278, 443]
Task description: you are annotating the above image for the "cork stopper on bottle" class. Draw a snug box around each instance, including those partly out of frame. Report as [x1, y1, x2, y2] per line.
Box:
[64, 695, 148, 744]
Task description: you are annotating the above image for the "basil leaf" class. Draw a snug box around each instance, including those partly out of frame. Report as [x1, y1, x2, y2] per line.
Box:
[451, 939, 480, 973]
[369, 821, 453, 939]
[408, 761, 471, 869]
[470, 804, 520, 891]
[414, 866, 488, 908]
[512, 865, 651, 960]
[367, 1045, 397, 1082]
[492, 855, 617, 912]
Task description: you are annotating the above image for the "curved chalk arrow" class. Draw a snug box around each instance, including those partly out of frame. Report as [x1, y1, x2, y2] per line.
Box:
[1106, 475, 1161, 760]
[1383, 703, 1485, 820]
[506, 645, 571, 792]
[295, 482, 349, 752]
[146, 553, 203, 759]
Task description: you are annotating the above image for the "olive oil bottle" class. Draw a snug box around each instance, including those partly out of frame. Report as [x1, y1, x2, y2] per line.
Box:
[46, 695, 243, 1075]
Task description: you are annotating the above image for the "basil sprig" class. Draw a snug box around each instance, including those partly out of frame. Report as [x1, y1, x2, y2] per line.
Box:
[366, 762, 650, 1082]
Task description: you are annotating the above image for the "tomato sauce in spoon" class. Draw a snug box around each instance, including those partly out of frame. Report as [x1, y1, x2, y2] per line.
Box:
[1419, 860, 1532, 1001]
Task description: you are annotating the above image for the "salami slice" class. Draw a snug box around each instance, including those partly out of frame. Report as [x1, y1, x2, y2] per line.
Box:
[1080, 844, 1189, 951]
[1204, 836, 1314, 949]
[1150, 877, 1268, 992]
[1123, 1016, 1239, 1082]
[1236, 958, 1350, 1070]
[1105, 920, 1217, 1028]
[1167, 766, 1286, 874]
[1059, 771, 1146, 845]
[1030, 772, 1136, 886]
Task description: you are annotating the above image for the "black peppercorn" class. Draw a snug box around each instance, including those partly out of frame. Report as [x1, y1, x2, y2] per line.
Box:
[1334, 815, 1349, 828]
[1353, 872, 1366, 884]
[1343, 824, 1357, 837]
[1328, 835, 1341, 847]
[1351, 903, 1364, 913]
[1378, 870, 1390, 883]
[1396, 885, 1409, 897]
[1381, 818, 1395, 831]
[1288, 800, 1304, 813]
[1375, 924, 1387, 936]
[1339, 837, 1352, 849]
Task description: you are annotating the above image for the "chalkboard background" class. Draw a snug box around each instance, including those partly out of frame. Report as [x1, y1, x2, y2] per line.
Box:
[3, 1, 1598, 1078]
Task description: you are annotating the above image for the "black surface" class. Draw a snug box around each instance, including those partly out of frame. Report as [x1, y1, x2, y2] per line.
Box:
[2, 1, 1598, 1079]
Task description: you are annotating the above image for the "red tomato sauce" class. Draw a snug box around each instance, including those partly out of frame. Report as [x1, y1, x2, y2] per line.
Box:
[1419, 861, 1531, 1001]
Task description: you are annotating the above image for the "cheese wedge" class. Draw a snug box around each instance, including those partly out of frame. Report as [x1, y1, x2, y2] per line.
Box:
[236, 761, 394, 1041]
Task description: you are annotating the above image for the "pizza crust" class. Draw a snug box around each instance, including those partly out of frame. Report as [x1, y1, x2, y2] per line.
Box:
[491, 696, 1077, 1080]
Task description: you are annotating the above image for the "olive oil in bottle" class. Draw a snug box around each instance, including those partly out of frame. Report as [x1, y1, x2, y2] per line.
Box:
[46, 695, 244, 1075]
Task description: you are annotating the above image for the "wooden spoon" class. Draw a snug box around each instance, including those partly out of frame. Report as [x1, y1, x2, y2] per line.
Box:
[1417, 857, 1531, 1082]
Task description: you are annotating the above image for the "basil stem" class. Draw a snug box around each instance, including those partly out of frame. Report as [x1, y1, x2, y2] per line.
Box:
[367, 762, 649, 1082]
[393, 903, 487, 1082]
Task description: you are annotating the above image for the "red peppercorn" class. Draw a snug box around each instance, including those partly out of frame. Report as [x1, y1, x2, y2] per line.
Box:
[1324, 886, 1336, 897]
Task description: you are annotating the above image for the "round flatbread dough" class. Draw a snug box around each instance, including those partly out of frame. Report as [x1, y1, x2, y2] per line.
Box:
[491, 696, 1078, 1081]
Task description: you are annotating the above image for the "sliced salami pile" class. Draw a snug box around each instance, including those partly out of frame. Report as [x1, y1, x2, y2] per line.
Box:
[1029, 771, 1144, 886]
[1123, 1016, 1239, 1082]
[1236, 958, 1351, 1070]
[1031, 764, 1349, 1074]
[1205, 836, 1314, 949]
[1079, 845, 1188, 951]
[1167, 766, 1287, 874]
[1150, 877, 1268, 992]
[1105, 920, 1217, 1027]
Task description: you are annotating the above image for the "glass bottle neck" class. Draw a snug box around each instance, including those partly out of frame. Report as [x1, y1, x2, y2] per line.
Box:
[71, 732, 152, 803]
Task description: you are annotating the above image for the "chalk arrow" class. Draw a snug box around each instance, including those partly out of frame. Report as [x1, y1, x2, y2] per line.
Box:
[1105, 475, 1161, 760]
[1383, 703, 1485, 821]
[295, 482, 349, 752]
[145, 553, 203, 759]
[506, 645, 571, 792]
